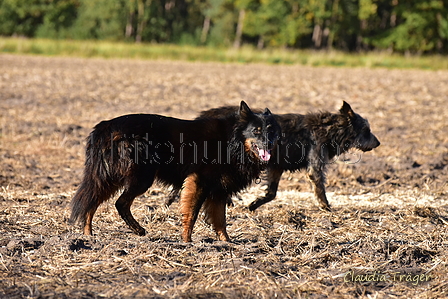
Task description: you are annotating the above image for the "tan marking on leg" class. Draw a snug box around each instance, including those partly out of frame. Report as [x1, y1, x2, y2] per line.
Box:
[180, 174, 202, 242]
[203, 195, 230, 242]
[83, 208, 97, 235]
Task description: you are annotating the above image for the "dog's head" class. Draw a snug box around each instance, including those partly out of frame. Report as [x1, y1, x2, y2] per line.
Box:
[238, 101, 281, 162]
[340, 101, 380, 152]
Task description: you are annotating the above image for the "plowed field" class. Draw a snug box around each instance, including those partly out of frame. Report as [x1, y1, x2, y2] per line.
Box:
[1, 54, 447, 298]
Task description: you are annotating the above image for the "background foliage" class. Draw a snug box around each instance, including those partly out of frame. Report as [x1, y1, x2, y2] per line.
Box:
[0, 0, 447, 54]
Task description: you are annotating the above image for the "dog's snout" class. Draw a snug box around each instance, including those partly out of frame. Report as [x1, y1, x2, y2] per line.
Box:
[373, 136, 380, 148]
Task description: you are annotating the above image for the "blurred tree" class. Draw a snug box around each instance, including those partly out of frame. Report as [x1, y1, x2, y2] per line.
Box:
[308, 0, 330, 49]
[282, 0, 315, 48]
[68, 0, 128, 40]
[233, 0, 246, 48]
[203, 0, 238, 47]
[36, 0, 79, 39]
[243, 0, 290, 48]
[125, 0, 135, 39]
[368, 0, 447, 54]
[0, 0, 446, 53]
[197, 0, 226, 44]
[0, 0, 48, 36]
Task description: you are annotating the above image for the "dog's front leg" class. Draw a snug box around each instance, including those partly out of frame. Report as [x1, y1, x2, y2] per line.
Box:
[307, 169, 331, 211]
[307, 148, 331, 211]
[203, 194, 230, 241]
[249, 167, 283, 211]
[180, 174, 206, 242]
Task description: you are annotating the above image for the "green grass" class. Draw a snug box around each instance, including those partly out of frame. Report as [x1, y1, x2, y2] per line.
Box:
[1, 37, 447, 70]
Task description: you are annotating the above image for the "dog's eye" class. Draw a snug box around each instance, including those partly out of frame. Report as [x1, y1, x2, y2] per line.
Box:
[252, 127, 262, 135]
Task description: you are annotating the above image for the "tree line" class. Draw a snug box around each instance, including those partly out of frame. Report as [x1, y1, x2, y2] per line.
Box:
[0, 0, 447, 54]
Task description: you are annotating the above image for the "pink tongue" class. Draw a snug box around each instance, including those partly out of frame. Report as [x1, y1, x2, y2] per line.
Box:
[258, 149, 271, 161]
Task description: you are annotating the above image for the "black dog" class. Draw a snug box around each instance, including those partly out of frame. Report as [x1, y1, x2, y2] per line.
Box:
[194, 101, 380, 211]
[69, 101, 281, 242]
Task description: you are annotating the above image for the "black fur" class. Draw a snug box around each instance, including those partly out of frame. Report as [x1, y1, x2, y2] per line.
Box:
[70, 101, 281, 241]
[195, 101, 380, 211]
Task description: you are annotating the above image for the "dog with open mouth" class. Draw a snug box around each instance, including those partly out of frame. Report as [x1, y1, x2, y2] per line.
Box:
[189, 101, 380, 212]
[70, 101, 281, 242]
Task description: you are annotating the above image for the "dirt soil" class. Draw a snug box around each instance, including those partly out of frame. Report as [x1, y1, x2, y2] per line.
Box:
[1, 54, 448, 298]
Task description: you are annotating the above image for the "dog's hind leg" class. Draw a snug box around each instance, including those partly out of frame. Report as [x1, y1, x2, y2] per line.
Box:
[83, 205, 99, 235]
[180, 174, 206, 242]
[307, 165, 331, 211]
[203, 194, 230, 242]
[249, 168, 283, 211]
[115, 167, 156, 236]
[70, 180, 118, 236]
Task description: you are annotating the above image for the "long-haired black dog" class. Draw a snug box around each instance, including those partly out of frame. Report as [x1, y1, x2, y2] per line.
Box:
[70, 101, 281, 242]
[191, 101, 380, 211]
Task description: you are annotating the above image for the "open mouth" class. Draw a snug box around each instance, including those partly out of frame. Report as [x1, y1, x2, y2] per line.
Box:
[357, 145, 374, 152]
[252, 143, 271, 162]
[354, 142, 374, 152]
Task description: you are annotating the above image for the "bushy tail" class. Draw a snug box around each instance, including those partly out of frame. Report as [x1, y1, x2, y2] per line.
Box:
[69, 124, 120, 226]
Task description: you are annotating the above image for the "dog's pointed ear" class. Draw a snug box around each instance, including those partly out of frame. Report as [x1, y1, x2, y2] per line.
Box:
[239, 101, 254, 119]
[263, 107, 272, 115]
[340, 101, 355, 119]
